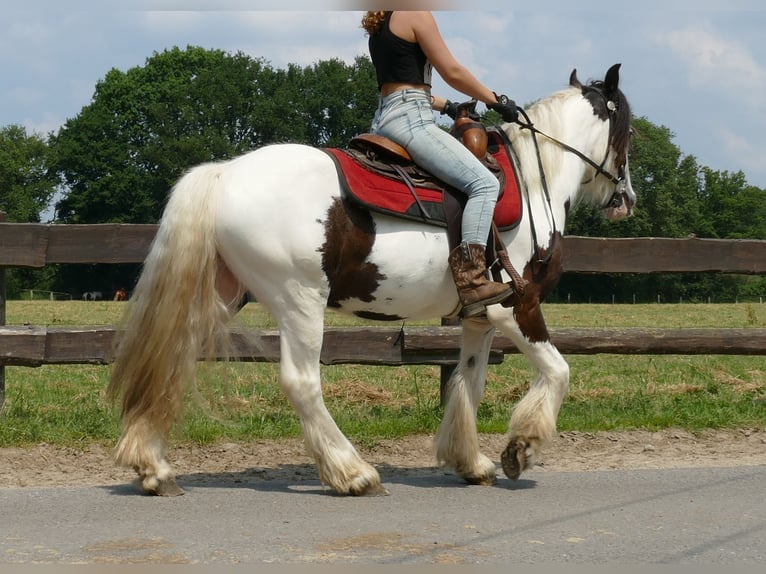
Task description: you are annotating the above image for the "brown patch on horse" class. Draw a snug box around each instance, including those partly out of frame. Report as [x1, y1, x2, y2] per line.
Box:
[320, 198, 385, 308]
[512, 233, 565, 344]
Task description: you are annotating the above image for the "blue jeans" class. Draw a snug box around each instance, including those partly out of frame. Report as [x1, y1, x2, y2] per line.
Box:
[370, 89, 499, 247]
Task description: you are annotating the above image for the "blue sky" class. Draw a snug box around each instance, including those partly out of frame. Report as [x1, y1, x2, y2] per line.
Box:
[3, 1, 765, 202]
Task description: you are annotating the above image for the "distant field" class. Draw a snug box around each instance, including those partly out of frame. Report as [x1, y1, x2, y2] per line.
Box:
[1, 301, 764, 447]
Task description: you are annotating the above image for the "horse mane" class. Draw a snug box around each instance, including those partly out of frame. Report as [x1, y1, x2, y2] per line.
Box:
[507, 89, 577, 190]
[583, 79, 632, 172]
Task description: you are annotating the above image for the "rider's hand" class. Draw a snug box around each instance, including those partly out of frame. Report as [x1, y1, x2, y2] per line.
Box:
[488, 93, 518, 123]
[441, 100, 459, 120]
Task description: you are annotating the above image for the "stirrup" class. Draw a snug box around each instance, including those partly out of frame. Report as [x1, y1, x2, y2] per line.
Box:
[460, 287, 514, 318]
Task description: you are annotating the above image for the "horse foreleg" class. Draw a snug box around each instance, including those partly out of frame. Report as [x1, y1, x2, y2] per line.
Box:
[275, 303, 387, 496]
[435, 317, 498, 485]
[486, 305, 570, 480]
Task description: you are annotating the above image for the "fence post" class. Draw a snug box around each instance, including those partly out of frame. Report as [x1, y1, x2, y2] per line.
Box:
[0, 212, 6, 412]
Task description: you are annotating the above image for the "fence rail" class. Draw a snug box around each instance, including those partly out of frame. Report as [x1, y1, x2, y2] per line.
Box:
[2, 219, 766, 408]
[3, 325, 766, 369]
[2, 222, 766, 273]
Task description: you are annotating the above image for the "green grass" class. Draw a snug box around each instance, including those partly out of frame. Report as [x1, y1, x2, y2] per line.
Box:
[1, 301, 764, 447]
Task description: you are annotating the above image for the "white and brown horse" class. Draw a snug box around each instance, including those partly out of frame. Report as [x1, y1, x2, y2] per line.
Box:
[108, 64, 634, 496]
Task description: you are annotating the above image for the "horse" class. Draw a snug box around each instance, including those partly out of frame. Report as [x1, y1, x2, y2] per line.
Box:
[113, 289, 128, 302]
[107, 63, 634, 496]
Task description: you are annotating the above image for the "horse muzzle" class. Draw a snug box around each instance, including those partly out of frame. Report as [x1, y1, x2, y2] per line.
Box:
[603, 184, 634, 220]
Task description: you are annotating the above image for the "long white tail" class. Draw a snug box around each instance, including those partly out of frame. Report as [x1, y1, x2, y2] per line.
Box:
[107, 163, 231, 468]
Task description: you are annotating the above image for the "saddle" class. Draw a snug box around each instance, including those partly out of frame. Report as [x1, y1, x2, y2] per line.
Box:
[323, 103, 527, 299]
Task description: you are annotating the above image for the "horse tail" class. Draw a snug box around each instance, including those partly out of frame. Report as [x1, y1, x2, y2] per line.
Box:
[107, 162, 230, 468]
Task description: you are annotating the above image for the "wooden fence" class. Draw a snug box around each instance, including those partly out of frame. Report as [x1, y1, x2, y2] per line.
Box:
[2, 219, 766, 408]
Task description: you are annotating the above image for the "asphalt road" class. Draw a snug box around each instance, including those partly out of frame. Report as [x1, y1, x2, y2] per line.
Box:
[2, 465, 764, 564]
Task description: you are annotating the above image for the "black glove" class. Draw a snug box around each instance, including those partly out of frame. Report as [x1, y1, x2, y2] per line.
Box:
[488, 93, 518, 123]
[442, 100, 481, 121]
[441, 100, 459, 120]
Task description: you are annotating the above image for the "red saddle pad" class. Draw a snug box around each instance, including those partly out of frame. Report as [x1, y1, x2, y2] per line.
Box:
[325, 128, 522, 231]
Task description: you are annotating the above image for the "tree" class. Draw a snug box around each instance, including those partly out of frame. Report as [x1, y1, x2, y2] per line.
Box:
[698, 168, 766, 239]
[50, 47, 378, 225]
[0, 125, 60, 298]
[51, 47, 278, 224]
[299, 56, 379, 147]
[0, 125, 57, 222]
[552, 116, 762, 303]
[45, 47, 378, 296]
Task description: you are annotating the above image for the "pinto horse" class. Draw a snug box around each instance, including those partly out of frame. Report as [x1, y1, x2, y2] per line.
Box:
[108, 64, 634, 496]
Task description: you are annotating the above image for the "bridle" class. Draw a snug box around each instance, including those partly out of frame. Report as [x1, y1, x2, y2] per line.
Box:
[514, 106, 629, 210]
[509, 97, 630, 263]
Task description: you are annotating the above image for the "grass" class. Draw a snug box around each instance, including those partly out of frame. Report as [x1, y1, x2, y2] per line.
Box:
[1, 301, 765, 447]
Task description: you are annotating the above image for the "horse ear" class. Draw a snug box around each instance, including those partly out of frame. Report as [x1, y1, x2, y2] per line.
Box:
[569, 68, 582, 88]
[604, 63, 621, 94]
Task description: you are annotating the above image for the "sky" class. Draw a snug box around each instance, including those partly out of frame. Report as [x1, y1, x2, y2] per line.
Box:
[3, 0, 766, 213]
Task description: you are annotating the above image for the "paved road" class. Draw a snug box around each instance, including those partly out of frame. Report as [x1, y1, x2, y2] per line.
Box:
[2, 465, 764, 564]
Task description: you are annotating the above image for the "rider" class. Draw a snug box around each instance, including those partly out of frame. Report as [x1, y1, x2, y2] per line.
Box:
[361, 11, 520, 317]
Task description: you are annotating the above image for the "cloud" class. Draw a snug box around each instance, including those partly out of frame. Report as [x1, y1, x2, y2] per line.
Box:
[659, 25, 766, 109]
[139, 11, 207, 33]
[718, 126, 766, 179]
[236, 12, 366, 67]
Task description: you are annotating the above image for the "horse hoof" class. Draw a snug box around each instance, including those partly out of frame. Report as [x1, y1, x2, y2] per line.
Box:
[500, 439, 527, 480]
[138, 476, 185, 497]
[453, 453, 498, 486]
[154, 479, 185, 497]
[463, 472, 498, 486]
[350, 481, 389, 497]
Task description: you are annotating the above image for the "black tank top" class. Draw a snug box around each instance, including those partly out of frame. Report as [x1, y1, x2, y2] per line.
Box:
[368, 12, 433, 90]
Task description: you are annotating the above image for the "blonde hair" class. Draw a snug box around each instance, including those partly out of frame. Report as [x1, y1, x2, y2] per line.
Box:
[361, 11, 389, 36]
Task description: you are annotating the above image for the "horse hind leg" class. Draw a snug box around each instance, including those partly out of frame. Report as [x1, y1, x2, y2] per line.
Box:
[270, 291, 387, 496]
[114, 418, 183, 496]
[113, 260, 243, 497]
[435, 317, 498, 486]
[215, 256, 248, 311]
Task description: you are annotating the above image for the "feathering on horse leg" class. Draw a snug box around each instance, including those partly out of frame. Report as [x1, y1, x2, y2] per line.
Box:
[435, 317, 497, 485]
[485, 304, 570, 480]
[503, 343, 570, 480]
[275, 305, 386, 496]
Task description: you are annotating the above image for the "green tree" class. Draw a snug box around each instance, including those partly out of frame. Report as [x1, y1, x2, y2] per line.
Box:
[0, 125, 57, 222]
[51, 47, 279, 224]
[300, 56, 378, 147]
[556, 115, 766, 303]
[698, 168, 766, 239]
[50, 47, 378, 225]
[46, 47, 378, 296]
[0, 125, 60, 298]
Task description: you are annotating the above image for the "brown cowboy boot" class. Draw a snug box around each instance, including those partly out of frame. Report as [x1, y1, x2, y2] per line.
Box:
[448, 242, 513, 317]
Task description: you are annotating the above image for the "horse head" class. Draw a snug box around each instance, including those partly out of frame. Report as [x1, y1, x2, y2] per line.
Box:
[569, 63, 636, 219]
